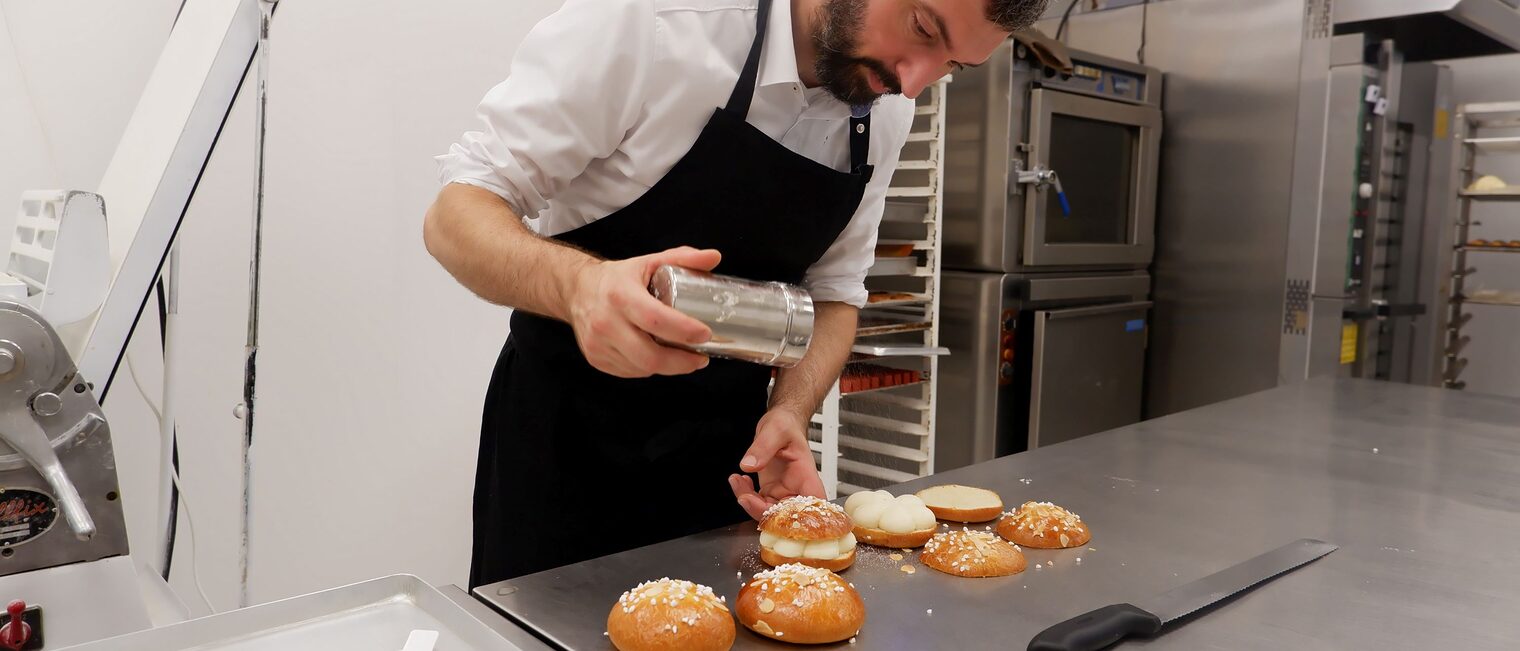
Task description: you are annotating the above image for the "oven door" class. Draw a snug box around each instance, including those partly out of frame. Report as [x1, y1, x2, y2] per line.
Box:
[1019, 89, 1161, 267]
[1027, 301, 1151, 449]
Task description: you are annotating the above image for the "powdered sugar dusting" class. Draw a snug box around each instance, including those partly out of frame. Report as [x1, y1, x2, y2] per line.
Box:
[616, 578, 727, 619]
[1004, 501, 1084, 541]
[762, 496, 848, 522]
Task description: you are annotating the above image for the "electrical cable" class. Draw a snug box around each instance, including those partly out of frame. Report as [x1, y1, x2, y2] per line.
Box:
[1056, 0, 1082, 43]
[126, 340, 215, 615]
[170, 464, 217, 614]
[1137, 0, 1151, 64]
[157, 278, 180, 582]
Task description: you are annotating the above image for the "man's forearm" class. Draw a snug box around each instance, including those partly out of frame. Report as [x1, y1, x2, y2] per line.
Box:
[769, 302, 859, 421]
[422, 183, 594, 321]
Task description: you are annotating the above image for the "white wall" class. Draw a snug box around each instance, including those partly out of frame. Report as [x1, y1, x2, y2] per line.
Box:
[0, 0, 175, 249]
[1440, 54, 1520, 398]
[2, 0, 565, 613]
[240, 0, 555, 604]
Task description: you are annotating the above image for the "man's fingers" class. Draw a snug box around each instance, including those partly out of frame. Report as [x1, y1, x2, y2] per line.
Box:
[648, 246, 722, 273]
[603, 319, 708, 376]
[737, 494, 771, 521]
[740, 428, 790, 474]
[625, 290, 712, 346]
[729, 474, 772, 521]
[797, 471, 827, 500]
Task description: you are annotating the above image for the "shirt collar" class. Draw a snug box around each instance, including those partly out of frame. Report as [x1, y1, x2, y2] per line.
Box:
[757, 0, 803, 89]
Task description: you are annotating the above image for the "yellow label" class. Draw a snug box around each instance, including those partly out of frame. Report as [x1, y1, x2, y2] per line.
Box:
[1434, 108, 1450, 139]
[1340, 323, 1358, 365]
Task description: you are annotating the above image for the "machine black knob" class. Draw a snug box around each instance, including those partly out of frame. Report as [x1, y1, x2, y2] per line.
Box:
[999, 362, 1014, 379]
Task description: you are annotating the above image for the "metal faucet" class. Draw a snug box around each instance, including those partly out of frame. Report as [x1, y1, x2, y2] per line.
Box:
[1015, 165, 1072, 216]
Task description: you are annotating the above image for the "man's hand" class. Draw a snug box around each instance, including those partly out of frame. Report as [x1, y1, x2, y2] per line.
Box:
[567, 246, 721, 378]
[728, 408, 828, 520]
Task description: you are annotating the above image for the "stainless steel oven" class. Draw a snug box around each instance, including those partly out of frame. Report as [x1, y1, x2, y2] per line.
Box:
[943, 42, 1162, 272]
[936, 271, 1151, 471]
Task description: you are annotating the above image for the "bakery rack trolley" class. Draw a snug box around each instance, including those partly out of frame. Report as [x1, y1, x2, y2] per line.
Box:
[1443, 101, 1520, 390]
[809, 79, 951, 498]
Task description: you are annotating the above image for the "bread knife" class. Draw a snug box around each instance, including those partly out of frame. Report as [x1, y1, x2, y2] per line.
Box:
[1028, 538, 1337, 651]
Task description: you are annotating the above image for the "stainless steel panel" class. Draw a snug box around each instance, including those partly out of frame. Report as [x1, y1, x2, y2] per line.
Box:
[943, 41, 1017, 273]
[1024, 273, 1151, 302]
[1279, 4, 1337, 386]
[1413, 67, 1459, 386]
[935, 272, 1006, 472]
[1043, 0, 1305, 416]
[1022, 90, 1161, 267]
[476, 379, 1520, 650]
[1028, 301, 1151, 449]
[1395, 63, 1453, 386]
[1337, 0, 1520, 54]
[1330, 31, 1366, 66]
[1308, 296, 1347, 378]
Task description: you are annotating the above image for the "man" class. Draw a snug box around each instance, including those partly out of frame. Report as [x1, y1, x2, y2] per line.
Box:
[425, 0, 1047, 587]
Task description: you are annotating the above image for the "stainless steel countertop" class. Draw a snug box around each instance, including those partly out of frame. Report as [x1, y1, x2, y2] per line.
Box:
[475, 379, 1520, 650]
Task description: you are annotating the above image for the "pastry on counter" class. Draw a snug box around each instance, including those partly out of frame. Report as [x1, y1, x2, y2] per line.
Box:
[1469, 239, 1490, 248]
[607, 578, 735, 651]
[996, 501, 1092, 549]
[1507, 240, 1520, 249]
[920, 529, 1027, 578]
[915, 484, 1004, 523]
[736, 563, 865, 644]
[758, 496, 857, 571]
[843, 490, 937, 548]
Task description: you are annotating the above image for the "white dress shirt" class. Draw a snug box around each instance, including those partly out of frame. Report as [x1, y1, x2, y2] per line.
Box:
[436, 0, 914, 307]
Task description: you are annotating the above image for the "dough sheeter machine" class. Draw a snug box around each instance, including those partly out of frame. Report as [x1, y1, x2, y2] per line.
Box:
[0, 0, 546, 648]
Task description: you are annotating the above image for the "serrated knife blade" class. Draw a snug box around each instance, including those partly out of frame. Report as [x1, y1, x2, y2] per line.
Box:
[1028, 538, 1337, 651]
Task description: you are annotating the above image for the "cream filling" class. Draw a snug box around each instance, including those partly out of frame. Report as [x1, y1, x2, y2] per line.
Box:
[760, 531, 857, 561]
[845, 491, 937, 533]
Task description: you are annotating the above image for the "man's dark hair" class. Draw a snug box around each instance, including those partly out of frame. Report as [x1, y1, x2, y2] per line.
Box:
[989, 0, 1049, 31]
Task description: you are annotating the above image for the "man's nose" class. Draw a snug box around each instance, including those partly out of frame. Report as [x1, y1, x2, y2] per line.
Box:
[895, 59, 943, 100]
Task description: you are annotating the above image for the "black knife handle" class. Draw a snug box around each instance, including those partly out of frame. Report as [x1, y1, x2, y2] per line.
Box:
[1027, 603, 1164, 651]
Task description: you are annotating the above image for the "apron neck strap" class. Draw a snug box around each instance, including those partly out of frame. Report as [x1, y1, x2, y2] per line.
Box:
[849, 113, 870, 172]
[724, 0, 773, 119]
[726, 0, 871, 172]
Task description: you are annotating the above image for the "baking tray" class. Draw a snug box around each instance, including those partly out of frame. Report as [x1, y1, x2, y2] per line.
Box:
[866, 257, 919, 277]
[62, 575, 536, 651]
[855, 318, 932, 337]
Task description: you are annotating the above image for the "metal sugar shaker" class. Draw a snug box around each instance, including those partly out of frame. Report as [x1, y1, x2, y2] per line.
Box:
[647, 265, 814, 367]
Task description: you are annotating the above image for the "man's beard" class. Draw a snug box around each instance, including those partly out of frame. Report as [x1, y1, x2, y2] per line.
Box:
[813, 0, 902, 105]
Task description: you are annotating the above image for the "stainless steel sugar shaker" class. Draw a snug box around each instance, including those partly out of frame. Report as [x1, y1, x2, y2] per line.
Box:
[648, 265, 814, 367]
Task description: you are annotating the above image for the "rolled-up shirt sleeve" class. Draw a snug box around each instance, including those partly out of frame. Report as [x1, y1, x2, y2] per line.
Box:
[801, 96, 916, 308]
[436, 0, 653, 218]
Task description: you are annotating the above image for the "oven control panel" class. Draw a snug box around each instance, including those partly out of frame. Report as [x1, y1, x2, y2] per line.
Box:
[1022, 50, 1154, 106]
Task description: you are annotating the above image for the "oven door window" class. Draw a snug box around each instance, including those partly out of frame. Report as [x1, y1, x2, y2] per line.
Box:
[1044, 114, 1137, 245]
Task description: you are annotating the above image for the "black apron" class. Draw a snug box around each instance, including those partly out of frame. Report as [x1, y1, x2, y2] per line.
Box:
[469, 0, 873, 587]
